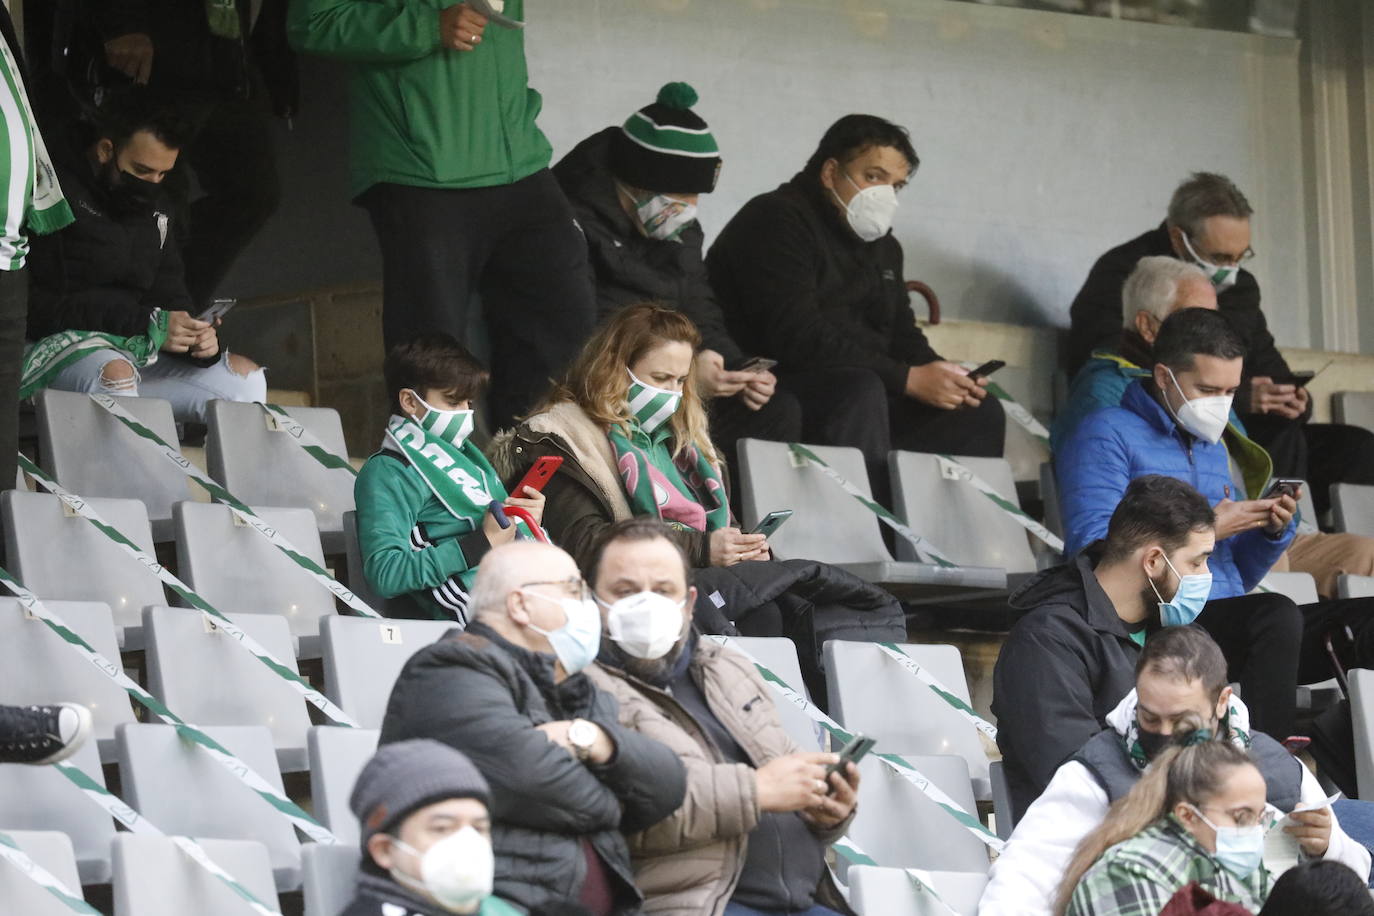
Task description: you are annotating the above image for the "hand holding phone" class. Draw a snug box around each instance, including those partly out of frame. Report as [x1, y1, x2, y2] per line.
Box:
[738, 356, 778, 374]
[750, 509, 793, 537]
[197, 298, 236, 323]
[514, 456, 563, 496]
[827, 734, 875, 791]
[967, 359, 1006, 380]
[1262, 478, 1304, 501]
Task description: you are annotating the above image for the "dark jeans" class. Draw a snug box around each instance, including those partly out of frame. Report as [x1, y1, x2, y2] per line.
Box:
[710, 387, 803, 515]
[361, 169, 596, 428]
[1244, 414, 1374, 515]
[0, 268, 23, 499]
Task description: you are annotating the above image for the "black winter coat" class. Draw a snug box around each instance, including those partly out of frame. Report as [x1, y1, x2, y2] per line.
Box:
[552, 128, 746, 366]
[1065, 222, 1291, 417]
[991, 546, 1142, 821]
[705, 173, 939, 394]
[377, 622, 687, 915]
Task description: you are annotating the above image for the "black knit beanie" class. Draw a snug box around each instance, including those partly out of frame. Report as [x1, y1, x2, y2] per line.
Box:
[350, 739, 491, 848]
[609, 81, 721, 194]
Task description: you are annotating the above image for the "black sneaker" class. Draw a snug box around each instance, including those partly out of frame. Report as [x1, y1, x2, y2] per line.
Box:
[0, 703, 92, 764]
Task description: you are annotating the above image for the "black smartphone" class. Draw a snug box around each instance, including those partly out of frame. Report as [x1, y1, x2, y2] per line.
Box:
[827, 733, 875, 789]
[750, 509, 793, 537]
[968, 359, 1006, 379]
[1262, 478, 1304, 500]
[1273, 370, 1316, 388]
[738, 356, 778, 374]
[198, 297, 236, 322]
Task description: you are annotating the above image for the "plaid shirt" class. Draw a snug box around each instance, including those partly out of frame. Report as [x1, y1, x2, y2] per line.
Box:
[1067, 817, 1271, 916]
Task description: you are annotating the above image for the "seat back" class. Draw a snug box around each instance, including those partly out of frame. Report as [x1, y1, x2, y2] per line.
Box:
[993, 365, 1053, 486]
[307, 726, 380, 847]
[0, 738, 115, 884]
[112, 834, 279, 916]
[1255, 572, 1319, 605]
[1348, 669, 1374, 801]
[117, 723, 302, 890]
[144, 606, 311, 771]
[990, 759, 1015, 840]
[0, 599, 134, 762]
[826, 641, 990, 799]
[1338, 574, 1374, 600]
[847, 865, 988, 916]
[3, 490, 165, 645]
[0, 830, 87, 915]
[175, 501, 336, 641]
[1333, 391, 1374, 431]
[321, 616, 453, 729]
[847, 754, 989, 873]
[35, 389, 192, 533]
[1039, 462, 1062, 539]
[889, 452, 1034, 572]
[736, 438, 892, 564]
[343, 510, 420, 618]
[302, 832, 362, 916]
[726, 637, 824, 750]
[1332, 483, 1374, 536]
[206, 401, 354, 540]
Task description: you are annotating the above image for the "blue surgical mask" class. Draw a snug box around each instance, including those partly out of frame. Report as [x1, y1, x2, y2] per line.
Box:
[1187, 804, 1267, 880]
[1149, 554, 1212, 627]
[523, 591, 602, 675]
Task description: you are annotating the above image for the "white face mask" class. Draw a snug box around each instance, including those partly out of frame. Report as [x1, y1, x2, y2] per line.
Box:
[598, 591, 687, 660]
[832, 171, 898, 242]
[1162, 366, 1232, 445]
[1179, 232, 1241, 291]
[390, 826, 494, 913]
[632, 190, 697, 242]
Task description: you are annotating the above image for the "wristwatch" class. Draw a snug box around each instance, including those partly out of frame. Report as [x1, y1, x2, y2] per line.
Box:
[568, 718, 598, 762]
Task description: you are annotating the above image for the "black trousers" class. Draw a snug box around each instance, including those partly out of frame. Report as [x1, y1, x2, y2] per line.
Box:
[709, 387, 804, 517]
[0, 268, 23, 500]
[1244, 414, 1374, 515]
[361, 169, 596, 428]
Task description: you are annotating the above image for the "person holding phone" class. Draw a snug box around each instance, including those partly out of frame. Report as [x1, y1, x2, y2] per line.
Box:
[355, 333, 545, 622]
[583, 518, 860, 916]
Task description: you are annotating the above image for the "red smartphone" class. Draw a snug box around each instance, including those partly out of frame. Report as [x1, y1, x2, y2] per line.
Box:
[513, 456, 563, 496]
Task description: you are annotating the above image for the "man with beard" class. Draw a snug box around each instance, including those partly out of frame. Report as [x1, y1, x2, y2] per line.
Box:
[583, 518, 861, 916]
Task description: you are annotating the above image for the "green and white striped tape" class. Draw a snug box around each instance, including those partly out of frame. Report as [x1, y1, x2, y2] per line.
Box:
[88, 394, 379, 619]
[259, 403, 358, 477]
[982, 378, 1051, 448]
[0, 567, 339, 845]
[17, 452, 360, 729]
[0, 830, 101, 914]
[705, 635, 1002, 853]
[874, 642, 997, 743]
[831, 836, 962, 916]
[933, 454, 1064, 554]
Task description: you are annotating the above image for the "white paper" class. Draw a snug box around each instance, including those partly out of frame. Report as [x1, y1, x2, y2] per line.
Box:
[1263, 791, 1342, 877]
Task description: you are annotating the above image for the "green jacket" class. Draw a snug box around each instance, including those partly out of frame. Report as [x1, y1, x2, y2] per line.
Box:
[287, 0, 552, 198]
[354, 450, 494, 620]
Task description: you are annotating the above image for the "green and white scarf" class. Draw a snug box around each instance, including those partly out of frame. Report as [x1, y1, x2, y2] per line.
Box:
[20, 310, 169, 398]
[1111, 687, 1252, 771]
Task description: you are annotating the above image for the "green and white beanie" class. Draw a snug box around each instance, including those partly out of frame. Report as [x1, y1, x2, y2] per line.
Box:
[610, 82, 722, 194]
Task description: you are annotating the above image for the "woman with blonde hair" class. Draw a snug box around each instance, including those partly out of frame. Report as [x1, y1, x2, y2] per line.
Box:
[1057, 724, 1274, 916]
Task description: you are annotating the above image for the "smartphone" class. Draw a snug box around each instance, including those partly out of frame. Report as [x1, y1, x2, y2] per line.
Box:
[827, 733, 876, 787]
[738, 356, 778, 374]
[198, 298, 235, 323]
[968, 359, 1006, 380]
[1262, 478, 1304, 500]
[750, 509, 793, 537]
[1273, 370, 1316, 388]
[514, 456, 563, 496]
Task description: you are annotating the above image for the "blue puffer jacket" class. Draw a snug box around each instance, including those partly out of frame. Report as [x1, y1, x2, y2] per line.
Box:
[1057, 379, 1294, 599]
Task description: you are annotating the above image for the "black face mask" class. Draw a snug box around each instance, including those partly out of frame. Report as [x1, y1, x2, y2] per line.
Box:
[101, 161, 161, 214]
[1136, 728, 1171, 762]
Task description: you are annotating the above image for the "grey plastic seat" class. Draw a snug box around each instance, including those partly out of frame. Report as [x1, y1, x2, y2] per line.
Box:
[993, 364, 1052, 486]
[343, 509, 421, 618]
[1255, 571, 1319, 605]
[1349, 669, 1374, 800]
[726, 636, 824, 751]
[847, 864, 988, 916]
[736, 438, 1005, 602]
[1334, 391, 1374, 432]
[990, 759, 1015, 840]
[0, 738, 116, 883]
[307, 726, 380, 847]
[321, 616, 453, 729]
[2, 490, 165, 649]
[889, 451, 1038, 585]
[1338, 574, 1374, 599]
[206, 400, 354, 553]
[112, 834, 279, 916]
[847, 754, 990, 873]
[175, 501, 336, 657]
[117, 722, 302, 891]
[302, 831, 362, 916]
[0, 598, 136, 762]
[826, 641, 991, 800]
[1332, 483, 1374, 537]
[35, 389, 193, 541]
[144, 606, 312, 772]
[0, 830, 88, 915]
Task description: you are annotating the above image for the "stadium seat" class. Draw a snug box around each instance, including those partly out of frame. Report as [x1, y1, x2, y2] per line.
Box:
[725, 636, 824, 751]
[735, 439, 1006, 603]
[35, 389, 192, 542]
[2, 490, 165, 650]
[112, 834, 279, 916]
[0, 599, 135, 763]
[889, 451, 1038, 585]
[846, 754, 990, 873]
[321, 616, 453, 729]
[989, 760, 1015, 840]
[342, 510, 422, 618]
[174, 501, 337, 657]
[143, 606, 312, 772]
[0, 738, 116, 884]
[825, 641, 991, 800]
[206, 401, 354, 553]
[1039, 462, 1062, 539]
[307, 726, 380, 847]
[1255, 572, 1319, 605]
[116, 723, 302, 891]
[1338, 574, 1374, 599]
[302, 838, 361, 916]
[992, 365, 1052, 487]
[0, 830, 88, 915]
[1332, 483, 1374, 537]
[847, 864, 988, 916]
[1333, 391, 1374, 432]
[1348, 669, 1374, 800]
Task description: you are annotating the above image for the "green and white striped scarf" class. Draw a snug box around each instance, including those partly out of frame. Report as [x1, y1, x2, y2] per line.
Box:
[20, 310, 170, 398]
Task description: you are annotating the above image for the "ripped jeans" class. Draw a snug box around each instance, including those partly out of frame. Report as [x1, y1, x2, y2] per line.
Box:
[44, 348, 267, 424]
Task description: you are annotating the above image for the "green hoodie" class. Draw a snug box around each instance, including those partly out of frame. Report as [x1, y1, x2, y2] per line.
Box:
[288, 0, 552, 198]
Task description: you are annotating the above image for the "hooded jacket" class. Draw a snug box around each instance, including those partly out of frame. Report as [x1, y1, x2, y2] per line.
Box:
[992, 548, 1142, 821]
[377, 621, 687, 914]
[1057, 379, 1294, 598]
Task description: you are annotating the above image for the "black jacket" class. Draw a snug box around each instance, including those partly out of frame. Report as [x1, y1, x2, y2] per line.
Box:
[705, 173, 939, 394]
[377, 622, 687, 915]
[991, 546, 1142, 820]
[552, 128, 746, 366]
[1065, 223, 1290, 417]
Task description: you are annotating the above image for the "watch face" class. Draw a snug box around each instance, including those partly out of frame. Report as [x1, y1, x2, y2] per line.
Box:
[569, 719, 596, 747]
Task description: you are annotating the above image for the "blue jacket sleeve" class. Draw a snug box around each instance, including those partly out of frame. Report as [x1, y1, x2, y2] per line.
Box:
[1058, 416, 1134, 557]
[1230, 518, 1297, 593]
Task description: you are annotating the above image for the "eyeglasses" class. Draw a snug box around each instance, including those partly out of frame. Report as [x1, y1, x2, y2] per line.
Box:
[1187, 234, 1256, 268]
[1197, 803, 1279, 830]
[519, 576, 591, 601]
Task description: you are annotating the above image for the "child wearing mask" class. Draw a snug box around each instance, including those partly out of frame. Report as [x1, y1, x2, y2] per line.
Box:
[354, 333, 544, 621]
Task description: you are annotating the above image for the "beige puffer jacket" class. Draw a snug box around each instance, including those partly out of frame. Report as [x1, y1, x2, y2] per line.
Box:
[586, 638, 854, 916]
